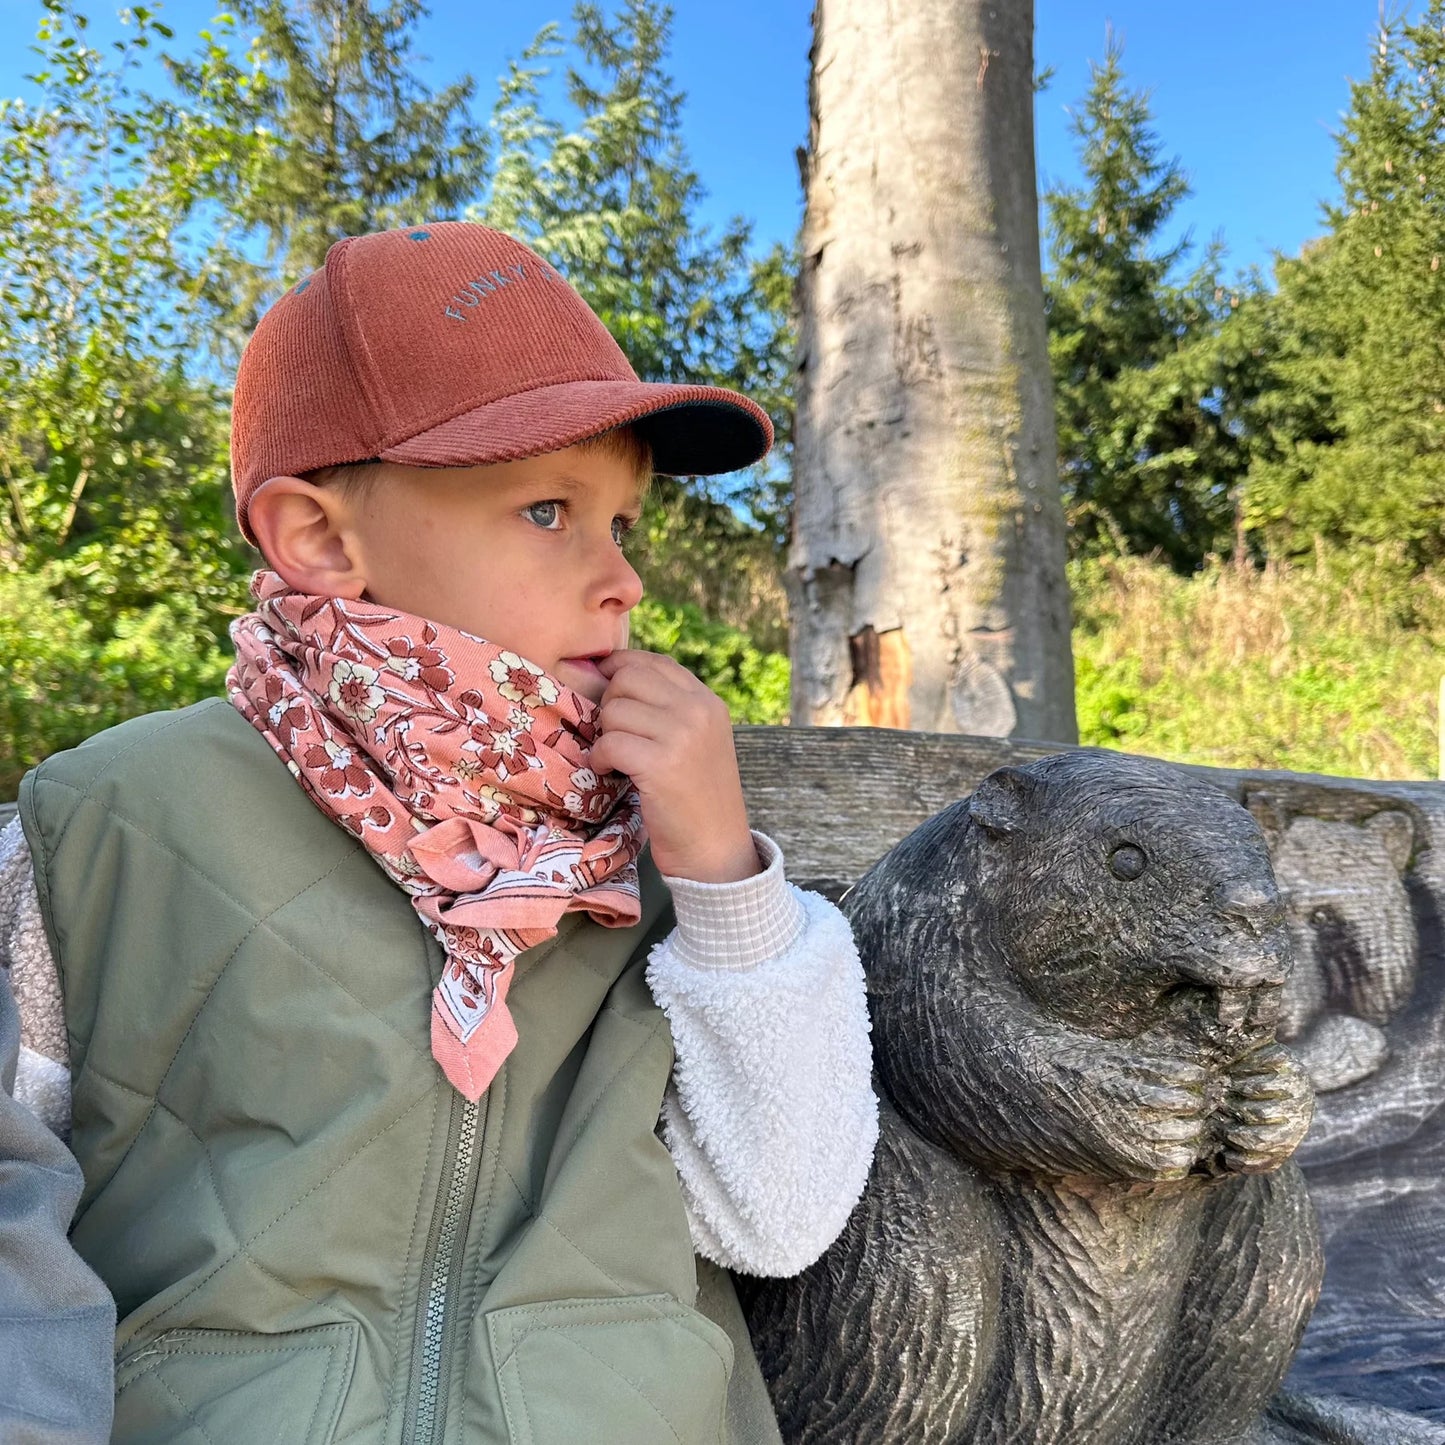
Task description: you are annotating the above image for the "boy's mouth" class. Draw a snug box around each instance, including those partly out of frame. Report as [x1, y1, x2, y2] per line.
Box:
[560, 652, 611, 680]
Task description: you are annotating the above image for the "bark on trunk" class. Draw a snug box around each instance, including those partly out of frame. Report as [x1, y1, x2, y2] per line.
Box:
[789, 0, 1078, 743]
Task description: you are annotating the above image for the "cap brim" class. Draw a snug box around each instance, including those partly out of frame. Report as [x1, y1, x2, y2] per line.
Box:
[380, 378, 773, 477]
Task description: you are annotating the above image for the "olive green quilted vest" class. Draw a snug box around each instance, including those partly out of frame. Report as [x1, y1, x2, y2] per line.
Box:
[20, 699, 781, 1445]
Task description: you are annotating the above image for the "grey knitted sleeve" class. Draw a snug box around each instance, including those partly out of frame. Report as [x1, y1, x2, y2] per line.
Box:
[0, 836, 115, 1442]
[0, 820, 70, 1136]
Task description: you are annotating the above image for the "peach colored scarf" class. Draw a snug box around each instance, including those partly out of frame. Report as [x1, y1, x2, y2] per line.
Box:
[227, 571, 644, 1101]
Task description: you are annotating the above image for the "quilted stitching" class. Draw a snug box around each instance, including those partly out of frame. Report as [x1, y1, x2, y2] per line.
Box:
[33, 780, 434, 1069]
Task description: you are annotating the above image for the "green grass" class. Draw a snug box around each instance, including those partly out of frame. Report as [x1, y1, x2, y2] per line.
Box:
[1071, 551, 1445, 780]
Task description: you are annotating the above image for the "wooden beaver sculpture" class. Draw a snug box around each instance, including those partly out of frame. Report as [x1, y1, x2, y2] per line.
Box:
[741, 752, 1324, 1445]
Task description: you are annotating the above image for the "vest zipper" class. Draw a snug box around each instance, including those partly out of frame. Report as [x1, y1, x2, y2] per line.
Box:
[406, 1092, 482, 1444]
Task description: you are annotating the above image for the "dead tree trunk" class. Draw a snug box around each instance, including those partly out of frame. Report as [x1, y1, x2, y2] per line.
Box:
[789, 0, 1078, 743]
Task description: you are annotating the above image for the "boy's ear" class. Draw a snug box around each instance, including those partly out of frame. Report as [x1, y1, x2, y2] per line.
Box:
[246, 475, 368, 599]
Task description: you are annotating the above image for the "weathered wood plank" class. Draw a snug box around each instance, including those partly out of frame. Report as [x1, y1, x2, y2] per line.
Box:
[8, 727, 1444, 894]
[733, 726, 1445, 897]
[732, 726, 1061, 894]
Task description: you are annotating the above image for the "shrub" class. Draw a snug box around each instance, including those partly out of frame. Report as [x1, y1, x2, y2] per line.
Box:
[630, 596, 790, 724]
[0, 567, 231, 799]
[1071, 549, 1443, 779]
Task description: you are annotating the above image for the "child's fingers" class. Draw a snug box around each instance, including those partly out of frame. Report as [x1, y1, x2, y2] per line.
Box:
[596, 696, 668, 743]
[594, 649, 670, 684]
[600, 672, 684, 712]
[601, 674, 725, 740]
[593, 648, 639, 675]
[590, 727, 651, 779]
[596, 650, 698, 702]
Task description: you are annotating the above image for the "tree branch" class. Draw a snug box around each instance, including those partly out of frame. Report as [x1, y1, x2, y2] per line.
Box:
[57, 461, 92, 545]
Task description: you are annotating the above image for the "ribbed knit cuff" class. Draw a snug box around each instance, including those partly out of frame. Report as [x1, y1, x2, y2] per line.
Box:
[660, 831, 807, 972]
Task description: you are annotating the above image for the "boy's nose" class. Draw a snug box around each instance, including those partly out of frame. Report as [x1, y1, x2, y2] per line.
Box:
[589, 537, 644, 612]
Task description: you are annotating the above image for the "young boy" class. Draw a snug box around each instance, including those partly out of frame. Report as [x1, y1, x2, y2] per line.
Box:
[0, 222, 877, 1443]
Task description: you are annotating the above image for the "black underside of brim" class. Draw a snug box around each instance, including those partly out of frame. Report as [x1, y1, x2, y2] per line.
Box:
[630, 400, 770, 477]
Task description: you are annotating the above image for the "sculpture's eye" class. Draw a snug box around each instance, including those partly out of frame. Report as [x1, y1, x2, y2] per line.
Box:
[1109, 843, 1147, 881]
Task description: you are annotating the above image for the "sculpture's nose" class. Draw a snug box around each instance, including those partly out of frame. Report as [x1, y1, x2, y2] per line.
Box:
[1173, 876, 1292, 995]
[1209, 877, 1285, 935]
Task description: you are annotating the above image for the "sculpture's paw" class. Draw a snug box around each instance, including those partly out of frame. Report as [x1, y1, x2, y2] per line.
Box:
[1218, 1043, 1315, 1174]
[1060, 1040, 1211, 1182]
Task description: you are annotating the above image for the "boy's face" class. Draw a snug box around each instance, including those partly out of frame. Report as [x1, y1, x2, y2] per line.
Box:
[344, 443, 646, 703]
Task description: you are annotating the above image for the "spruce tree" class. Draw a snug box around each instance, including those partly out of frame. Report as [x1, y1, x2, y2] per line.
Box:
[480, 2, 792, 529]
[484, 4, 770, 383]
[168, 0, 487, 295]
[1045, 39, 1243, 569]
[479, 0, 795, 637]
[1242, 5, 1445, 571]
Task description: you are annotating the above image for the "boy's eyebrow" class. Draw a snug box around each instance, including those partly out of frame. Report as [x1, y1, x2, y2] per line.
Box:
[505, 471, 647, 509]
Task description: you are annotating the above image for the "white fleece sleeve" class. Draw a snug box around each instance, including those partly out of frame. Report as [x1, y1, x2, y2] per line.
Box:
[649, 836, 879, 1278]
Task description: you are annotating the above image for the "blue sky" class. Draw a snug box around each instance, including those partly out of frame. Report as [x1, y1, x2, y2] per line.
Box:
[0, 0, 1402, 281]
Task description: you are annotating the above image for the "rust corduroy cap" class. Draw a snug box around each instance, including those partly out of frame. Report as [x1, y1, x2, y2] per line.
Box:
[230, 221, 774, 544]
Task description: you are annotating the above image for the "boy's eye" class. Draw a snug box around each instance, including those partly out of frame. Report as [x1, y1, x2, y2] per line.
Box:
[611, 516, 635, 546]
[525, 500, 562, 529]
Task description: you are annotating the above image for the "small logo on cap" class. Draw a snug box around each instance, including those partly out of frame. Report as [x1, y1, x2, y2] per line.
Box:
[409, 229, 432, 241]
[442, 259, 568, 322]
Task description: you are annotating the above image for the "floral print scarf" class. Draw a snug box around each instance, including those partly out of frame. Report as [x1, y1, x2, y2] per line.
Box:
[227, 571, 644, 1101]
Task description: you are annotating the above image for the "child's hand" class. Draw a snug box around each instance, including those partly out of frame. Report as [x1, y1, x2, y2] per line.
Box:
[591, 650, 760, 883]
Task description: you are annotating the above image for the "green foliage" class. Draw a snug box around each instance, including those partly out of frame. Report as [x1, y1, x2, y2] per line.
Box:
[629, 596, 789, 724]
[477, 0, 795, 545]
[0, 0, 235, 555]
[0, 0, 253, 796]
[0, 0, 228, 496]
[1072, 552, 1445, 779]
[162, 0, 488, 337]
[1237, 6, 1445, 568]
[0, 567, 231, 799]
[632, 475, 788, 654]
[1045, 38, 1248, 569]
